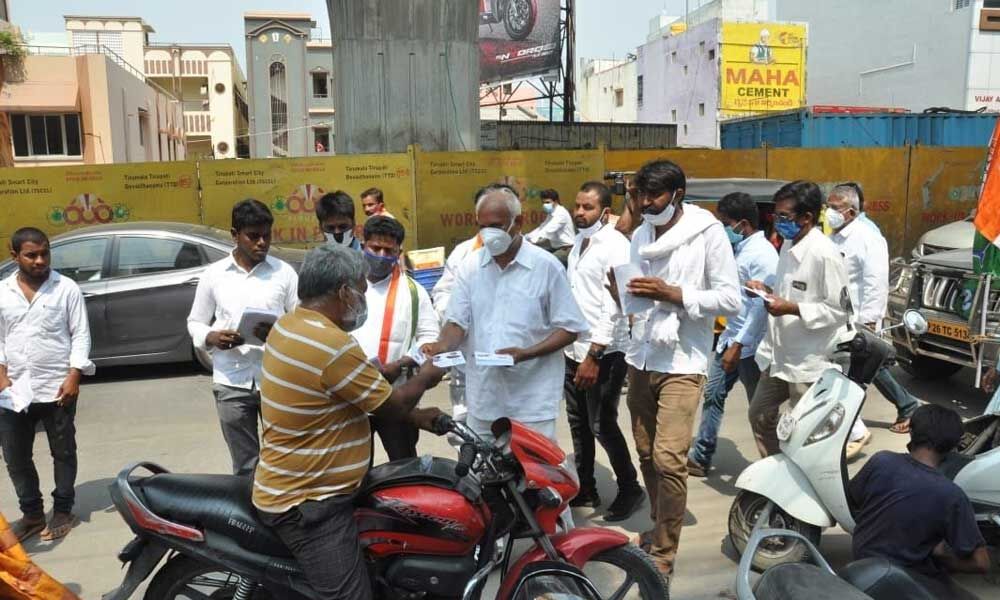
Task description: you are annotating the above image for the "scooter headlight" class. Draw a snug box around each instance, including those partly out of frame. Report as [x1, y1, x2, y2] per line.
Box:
[804, 404, 845, 447]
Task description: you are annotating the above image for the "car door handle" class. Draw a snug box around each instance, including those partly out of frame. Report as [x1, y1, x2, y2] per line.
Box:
[184, 278, 200, 287]
[82, 292, 98, 298]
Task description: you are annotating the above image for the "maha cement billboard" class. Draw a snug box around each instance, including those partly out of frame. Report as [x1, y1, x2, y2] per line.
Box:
[720, 22, 807, 114]
[479, 0, 563, 83]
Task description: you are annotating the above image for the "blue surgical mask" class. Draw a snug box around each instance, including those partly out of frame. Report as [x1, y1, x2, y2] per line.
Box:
[542, 202, 555, 215]
[364, 250, 397, 281]
[725, 225, 745, 246]
[775, 217, 802, 240]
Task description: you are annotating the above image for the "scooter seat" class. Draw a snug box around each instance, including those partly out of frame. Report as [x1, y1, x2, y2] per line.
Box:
[754, 563, 873, 600]
[135, 473, 293, 558]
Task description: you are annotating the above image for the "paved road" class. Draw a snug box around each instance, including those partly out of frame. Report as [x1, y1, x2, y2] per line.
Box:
[1, 363, 996, 599]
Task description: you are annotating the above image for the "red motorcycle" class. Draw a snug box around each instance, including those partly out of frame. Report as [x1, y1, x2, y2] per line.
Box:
[480, 0, 537, 42]
[102, 416, 669, 599]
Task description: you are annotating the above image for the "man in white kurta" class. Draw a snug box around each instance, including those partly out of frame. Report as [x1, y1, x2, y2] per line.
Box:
[354, 216, 440, 460]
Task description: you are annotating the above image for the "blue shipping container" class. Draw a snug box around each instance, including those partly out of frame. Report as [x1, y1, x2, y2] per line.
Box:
[720, 109, 999, 149]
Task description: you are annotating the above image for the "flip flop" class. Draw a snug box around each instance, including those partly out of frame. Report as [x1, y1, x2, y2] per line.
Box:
[40, 512, 77, 541]
[11, 515, 46, 542]
[889, 417, 911, 434]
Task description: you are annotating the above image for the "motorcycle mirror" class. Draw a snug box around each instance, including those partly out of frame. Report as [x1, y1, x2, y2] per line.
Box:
[903, 310, 929, 336]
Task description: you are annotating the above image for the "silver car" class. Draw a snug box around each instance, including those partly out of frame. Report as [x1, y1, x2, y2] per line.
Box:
[0, 222, 306, 370]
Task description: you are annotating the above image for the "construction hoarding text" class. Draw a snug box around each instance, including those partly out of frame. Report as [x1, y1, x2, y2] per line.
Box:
[199, 155, 413, 247]
[0, 162, 200, 247]
[720, 22, 807, 114]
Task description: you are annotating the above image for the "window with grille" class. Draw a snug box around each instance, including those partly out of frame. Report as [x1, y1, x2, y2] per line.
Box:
[956, 0, 971, 9]
[269, 61, 289, 157]
[637, 75, 644, 107]
[312, 72, 329, 98]
[11, 114, 83, 158]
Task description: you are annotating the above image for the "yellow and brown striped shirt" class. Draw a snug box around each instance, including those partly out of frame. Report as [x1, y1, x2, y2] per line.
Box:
[252, 307, 391, 513]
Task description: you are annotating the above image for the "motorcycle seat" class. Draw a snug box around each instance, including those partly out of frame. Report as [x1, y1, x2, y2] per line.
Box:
[754, 562, 873, 600]
[134, 473, 293, 558]
[840, 558, 976, 600]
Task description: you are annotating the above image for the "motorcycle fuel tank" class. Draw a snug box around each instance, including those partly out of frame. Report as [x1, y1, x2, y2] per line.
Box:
[357, 484, 488, 557]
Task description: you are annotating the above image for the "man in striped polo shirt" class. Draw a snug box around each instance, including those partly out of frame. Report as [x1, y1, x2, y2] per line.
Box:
[253, 243, 444, 600]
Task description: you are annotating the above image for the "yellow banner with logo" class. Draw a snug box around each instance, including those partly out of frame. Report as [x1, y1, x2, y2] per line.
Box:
[720, 22, 807, 114]
[199, 154, 414, 247]
[414, 149, 604, 251]
[0, 162, 200, 248]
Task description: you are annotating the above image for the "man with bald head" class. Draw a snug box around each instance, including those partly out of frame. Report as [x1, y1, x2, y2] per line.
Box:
[423, 184, 588, 444]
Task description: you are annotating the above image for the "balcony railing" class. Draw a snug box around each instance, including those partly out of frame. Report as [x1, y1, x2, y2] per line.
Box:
[184, 111, 212, 135]
[19, 44, 179, 101]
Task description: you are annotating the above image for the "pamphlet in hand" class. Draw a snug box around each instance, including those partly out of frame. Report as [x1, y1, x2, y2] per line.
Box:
[236, 307, 280, 346]
[743, 285, 774, 303]
[613, 262, 655, 315]
[474, 351, 515, 367]
[432, 351, 466, 368]
[0, 373, 33, 413]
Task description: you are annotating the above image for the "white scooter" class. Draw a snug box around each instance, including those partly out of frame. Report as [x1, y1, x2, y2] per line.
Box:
[728, 310, 1000, 571]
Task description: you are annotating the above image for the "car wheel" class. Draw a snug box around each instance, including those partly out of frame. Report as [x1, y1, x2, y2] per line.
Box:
[194, 345, 213, 372]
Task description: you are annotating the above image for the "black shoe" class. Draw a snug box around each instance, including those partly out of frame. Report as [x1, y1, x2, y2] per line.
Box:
[604, 486, 645, 522]
[569, 488, 601, 508]
[687, 457, 708, 478]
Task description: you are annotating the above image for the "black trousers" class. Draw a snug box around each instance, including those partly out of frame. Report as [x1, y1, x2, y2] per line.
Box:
[370, 414, 419, 462]
[258, 495, 371, 600]
[564, 353, 639, 492]
[0, 401, 78, 516]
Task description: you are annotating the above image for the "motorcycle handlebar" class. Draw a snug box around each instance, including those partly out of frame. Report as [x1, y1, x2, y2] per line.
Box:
[456, 442, 477, 477]
[430, 414, 454, 436]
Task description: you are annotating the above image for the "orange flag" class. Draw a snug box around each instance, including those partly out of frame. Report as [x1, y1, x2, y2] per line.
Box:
[0, 513, 80, 600]
[975, 118, 1000, 248]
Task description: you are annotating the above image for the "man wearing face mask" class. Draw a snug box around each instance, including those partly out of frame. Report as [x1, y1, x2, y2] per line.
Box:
[525, 188, 576, 261]
[254, 243, 445, 600]
[353, 216, 440, 460]
[606, 160, 741, 577]
[688, 192, 778, 478]
[188, 199, 299, 476]
[828, 184, 919, 441]
[747, 181, 851, 458]
[315, 191, 362, 251]
[562, 181, 644, 521]
[423, 184, 588, 446]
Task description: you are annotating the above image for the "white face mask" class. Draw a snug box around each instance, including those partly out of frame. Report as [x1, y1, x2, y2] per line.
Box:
[576, 214, 605, 239]
[480, 219, 516, 256]
[825, 207, 847, 231]
[324, 230, 354, 247]
[643, 191, 679, 226]
[340, 286, 368, 332]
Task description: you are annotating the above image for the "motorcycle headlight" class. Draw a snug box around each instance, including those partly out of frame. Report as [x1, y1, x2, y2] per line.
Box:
[804, 404, 846, 447]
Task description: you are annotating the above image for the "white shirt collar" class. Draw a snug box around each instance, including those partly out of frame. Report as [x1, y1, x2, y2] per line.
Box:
[224, 251, 276, 275]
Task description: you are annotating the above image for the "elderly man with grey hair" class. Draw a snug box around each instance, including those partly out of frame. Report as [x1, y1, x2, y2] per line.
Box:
[828, 183, 919, 445]
[253, 242, 445, 600]
[423, 183, 589, 444]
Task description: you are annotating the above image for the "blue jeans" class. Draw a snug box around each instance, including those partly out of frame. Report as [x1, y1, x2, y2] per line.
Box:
[689, 351, 761, 468]
[872, 367, 919, 420]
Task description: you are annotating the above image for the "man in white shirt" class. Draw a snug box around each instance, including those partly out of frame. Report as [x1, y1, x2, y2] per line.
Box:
[828, 184, 919, 436]
[315, 190, 362, 251]
[353, 216, 440, 460]
[431, 194, 486, 429]
[608, 160, 741, 576]
[0, 228, 94, 542]
[563, 181, 644, 521]
[688, 192, 778, 478]
[423, 184, 588, 443]
[187, 200, 299, 476]
[525, 188, 576, 263]
[748, 181, 851, 458]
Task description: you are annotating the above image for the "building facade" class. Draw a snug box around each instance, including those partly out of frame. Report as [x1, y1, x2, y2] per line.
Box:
[144, 44, 249, 159]
[579, 58, 638, 123]
[776, 0, 1000, 112]
[0, 50, 185, 166]
[244, 12, 334, 158]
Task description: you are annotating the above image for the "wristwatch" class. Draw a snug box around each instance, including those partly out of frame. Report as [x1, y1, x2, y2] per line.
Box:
[587, 347, 606, 360]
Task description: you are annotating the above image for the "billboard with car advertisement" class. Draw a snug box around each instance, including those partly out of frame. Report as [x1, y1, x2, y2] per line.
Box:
[720, 22, 807, 114]
[0, 162, 200, 249]
[479, 0, 563, 83]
